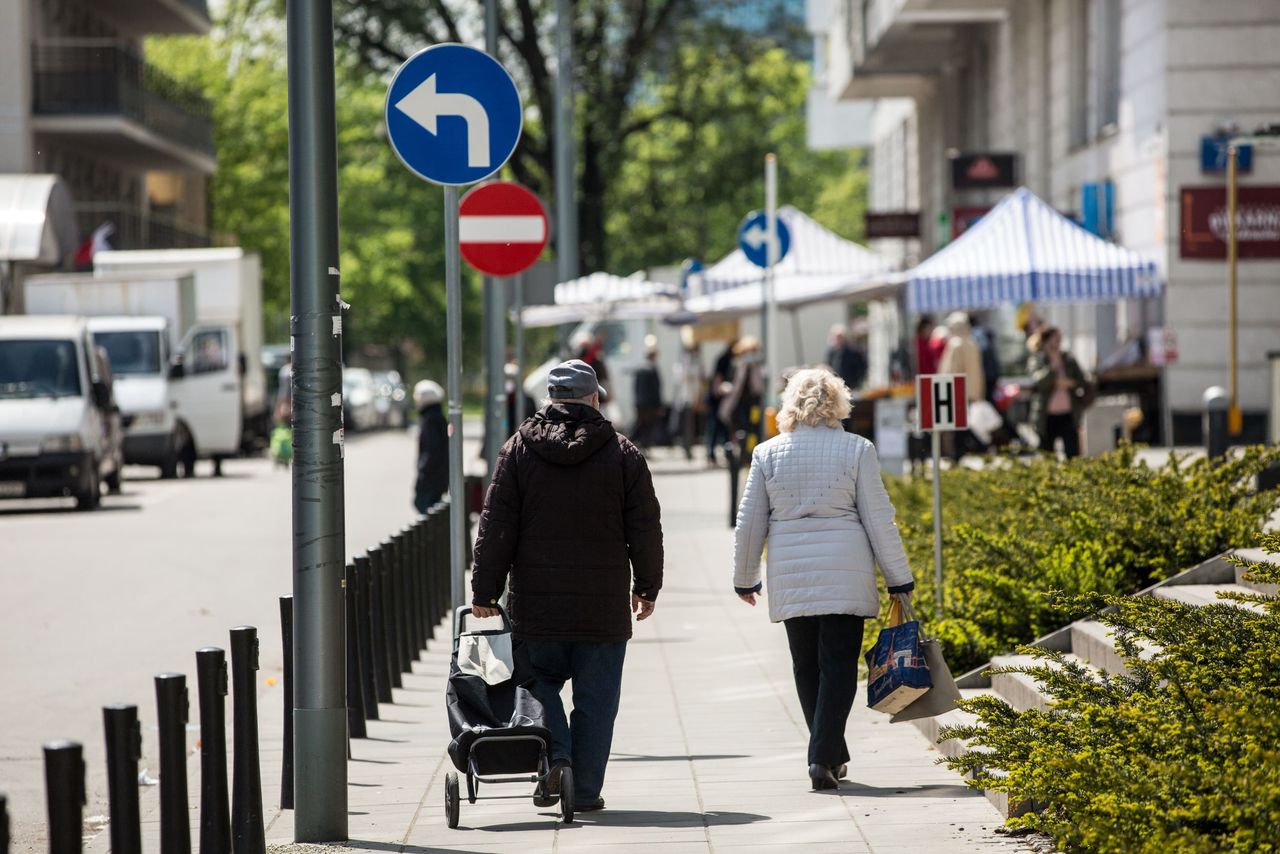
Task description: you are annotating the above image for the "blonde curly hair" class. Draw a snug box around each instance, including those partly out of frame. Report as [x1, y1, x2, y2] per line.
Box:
[776, 367, 852, 432]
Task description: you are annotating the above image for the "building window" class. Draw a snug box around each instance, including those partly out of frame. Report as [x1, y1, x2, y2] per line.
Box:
[1069, 0, 1090, 147]
[1096, 0, 1121, 132]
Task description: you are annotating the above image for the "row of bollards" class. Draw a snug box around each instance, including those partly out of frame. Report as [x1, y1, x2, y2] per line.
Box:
[37, 628, 264, 854]
[24, 500, 459, 853]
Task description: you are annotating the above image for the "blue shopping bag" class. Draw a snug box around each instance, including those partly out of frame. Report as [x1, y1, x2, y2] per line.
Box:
[865, 595, 932, 714]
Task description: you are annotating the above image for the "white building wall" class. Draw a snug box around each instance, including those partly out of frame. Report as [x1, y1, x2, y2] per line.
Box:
[0, 0, 34, 173]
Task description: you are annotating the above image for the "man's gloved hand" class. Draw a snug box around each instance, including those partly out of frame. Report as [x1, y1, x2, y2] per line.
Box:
[632, 594, 655, 621]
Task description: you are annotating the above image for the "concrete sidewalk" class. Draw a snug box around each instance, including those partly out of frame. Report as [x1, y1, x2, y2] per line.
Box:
[98, 454, 1028, 854]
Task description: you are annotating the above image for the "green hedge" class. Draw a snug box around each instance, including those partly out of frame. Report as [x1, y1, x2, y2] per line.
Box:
[875, 445, 1280, 674]
[939, 534, 1280, 853]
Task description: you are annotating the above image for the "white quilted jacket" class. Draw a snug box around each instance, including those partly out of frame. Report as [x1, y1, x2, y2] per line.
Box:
[733, 425, 914, 621]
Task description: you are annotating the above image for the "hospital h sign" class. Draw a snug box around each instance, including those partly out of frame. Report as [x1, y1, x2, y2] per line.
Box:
[916, 374, 968, 432]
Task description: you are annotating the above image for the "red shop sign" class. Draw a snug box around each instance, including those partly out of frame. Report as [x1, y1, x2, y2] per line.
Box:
[1180, 185, 1280, 260]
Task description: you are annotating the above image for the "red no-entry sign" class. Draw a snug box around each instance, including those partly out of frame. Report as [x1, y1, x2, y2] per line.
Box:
[458, 181, 549, 277]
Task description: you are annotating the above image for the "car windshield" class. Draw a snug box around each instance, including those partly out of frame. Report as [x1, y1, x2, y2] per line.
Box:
[94, 330, 162, 376]
[0, 339, 82, 399]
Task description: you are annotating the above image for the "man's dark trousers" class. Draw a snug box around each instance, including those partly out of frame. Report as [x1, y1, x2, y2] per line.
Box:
[783, 614, 865, 768]
[523, 639, 627, 802]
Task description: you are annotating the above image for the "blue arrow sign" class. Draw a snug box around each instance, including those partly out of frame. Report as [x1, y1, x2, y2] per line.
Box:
[385, 44, 523, 187]
[738, 211, 791, 268]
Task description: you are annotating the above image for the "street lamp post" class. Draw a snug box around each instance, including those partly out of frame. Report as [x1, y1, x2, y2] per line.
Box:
[1227, 143, 1242, 437]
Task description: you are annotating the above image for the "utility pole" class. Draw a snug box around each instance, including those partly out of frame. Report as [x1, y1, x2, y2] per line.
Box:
[285, 0, 347, 839]
[484, 0, 506, 478]
[555, 0, 578, 286]
[1226, 143, 1242, 437]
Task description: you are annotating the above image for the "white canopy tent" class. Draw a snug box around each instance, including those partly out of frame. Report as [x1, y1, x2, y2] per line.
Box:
[683, 206, 899, 318]
[519, 271, 680, 328]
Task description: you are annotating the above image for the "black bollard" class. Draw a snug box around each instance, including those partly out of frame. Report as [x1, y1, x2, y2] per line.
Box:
[395, 532, 415, 667]
[0, 792, 7, 854]
[344, 563, 368, 737]
[1204, 386, 1229, 460]
[405, 525, 423, 653]
[43, 740, 86, 854]
[387, 536, 409, 674]
[414, 522, 428, 649]
[278, 598, 294, 810]
[103, 704, 142, 854]
[195, 647, 230, 854]
[353, 557, 380, 717]
[229, 626, 265, 854]
[155, 674, 192, 854]
[424, 510, 440, 634]
[378, 546, 404, 687]
[725, 437, 741, 528]
[367, 548, 395, 699]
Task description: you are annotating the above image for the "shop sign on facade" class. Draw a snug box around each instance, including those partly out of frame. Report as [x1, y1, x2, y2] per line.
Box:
[1180, 186, 1280, 259]
[865, 211, 921, 239]
[951, 152, 1018, 190]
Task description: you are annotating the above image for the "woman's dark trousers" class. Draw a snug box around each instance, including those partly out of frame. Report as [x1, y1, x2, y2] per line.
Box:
[1043, 413, 1080, 458]
[784, 614, 865, 769]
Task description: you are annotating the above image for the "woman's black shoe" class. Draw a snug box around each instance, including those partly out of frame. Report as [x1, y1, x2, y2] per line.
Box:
[809, 763, 838, 791]
[835, 763, 848, 780]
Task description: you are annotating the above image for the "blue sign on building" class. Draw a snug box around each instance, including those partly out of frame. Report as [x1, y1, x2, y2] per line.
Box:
[385, 44, 523, 187]
[738, 211, 791, 268]
[1200, 136, 1253, 174]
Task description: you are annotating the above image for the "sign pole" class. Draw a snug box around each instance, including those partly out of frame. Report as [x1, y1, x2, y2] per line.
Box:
[514, 275, 526, 419]
[555, 0, 578, 286]
[930, 429, 944, 612]
[285, 0, 347, 838]
[483, 0, 506, 478]
[1227, 144, 1241, 437]
[765, 154, 780, 415]
[444, 186, 465, 611]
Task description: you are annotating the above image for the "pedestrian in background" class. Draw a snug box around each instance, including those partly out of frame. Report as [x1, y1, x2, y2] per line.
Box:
[671, 330, 704, 461]
[1028, 325, 1087, 458]
[825, 323, 868, 393]
[732, 367, 915, 791]
[914, 315, 942, 376]
[705, 338, 737, 464]
[938, 312, 986, 458]
[631, 344, 663, 450]
[719, 336, 764, 444]
[413, 379, 448, 514]
[471, 359, 663, 814]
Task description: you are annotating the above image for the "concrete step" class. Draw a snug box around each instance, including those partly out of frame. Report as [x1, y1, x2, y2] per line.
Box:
[1233, 548, 1279, 597]
[989, 653, 1101, 713]
[1152, 583, 1267, 613]
[911, 687, 992, 760]
[1069, 620, 1126, 677]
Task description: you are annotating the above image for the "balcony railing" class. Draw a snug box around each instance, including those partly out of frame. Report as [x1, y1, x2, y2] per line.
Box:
[75, 204, 209, 251]
[32, 40, 215, 159]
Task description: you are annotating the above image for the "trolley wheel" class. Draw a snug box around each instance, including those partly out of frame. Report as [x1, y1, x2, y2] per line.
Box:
[559, 767, 575, 824]
[445, 772, 460, 828]
[466, 771, 477, 804]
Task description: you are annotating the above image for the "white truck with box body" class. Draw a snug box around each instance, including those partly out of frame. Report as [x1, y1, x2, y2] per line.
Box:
[24, 271, 201, 477]
[0, 316, 122, 509]
[94, 248, 269, 471]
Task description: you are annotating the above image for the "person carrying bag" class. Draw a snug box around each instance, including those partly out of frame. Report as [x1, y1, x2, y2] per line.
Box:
[866, 593, 962, 722]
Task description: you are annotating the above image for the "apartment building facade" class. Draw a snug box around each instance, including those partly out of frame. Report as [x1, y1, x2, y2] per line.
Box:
[0, 0, 213, 311]
[812, 0, 1280, 441]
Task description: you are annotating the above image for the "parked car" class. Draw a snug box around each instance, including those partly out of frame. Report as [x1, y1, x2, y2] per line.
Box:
[343, 367, 380, 432]
[0, 316, 122, 509]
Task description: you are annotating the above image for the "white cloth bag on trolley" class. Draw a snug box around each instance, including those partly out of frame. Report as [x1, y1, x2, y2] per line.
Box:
[458, 632, 515, 686]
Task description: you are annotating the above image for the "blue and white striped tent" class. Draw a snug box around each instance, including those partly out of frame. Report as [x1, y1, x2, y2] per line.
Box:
[907, 187, 1161, 312]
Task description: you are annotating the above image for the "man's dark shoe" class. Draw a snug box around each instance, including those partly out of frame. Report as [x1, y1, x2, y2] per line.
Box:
[809, 763, 838, 791]
[534, 760, 570, 808]
[575, 797, 605, 812]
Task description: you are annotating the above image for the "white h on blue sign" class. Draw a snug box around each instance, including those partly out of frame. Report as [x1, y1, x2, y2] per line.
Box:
[738, 210, 791, 269]
[385, 44, 523, 187]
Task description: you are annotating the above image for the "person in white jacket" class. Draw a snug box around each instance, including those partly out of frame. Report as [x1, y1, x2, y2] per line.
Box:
[732, 367, 915, 791]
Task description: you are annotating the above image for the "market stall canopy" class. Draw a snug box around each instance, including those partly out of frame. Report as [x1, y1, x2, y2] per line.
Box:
[683, 206, 898, 317]
[519, 271, 680, 328]
[907, 187, 1161, 312]
[0, 174, 78, 265]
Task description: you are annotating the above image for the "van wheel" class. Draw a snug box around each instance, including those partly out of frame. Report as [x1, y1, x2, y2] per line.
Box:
[76, 474, 101, 511]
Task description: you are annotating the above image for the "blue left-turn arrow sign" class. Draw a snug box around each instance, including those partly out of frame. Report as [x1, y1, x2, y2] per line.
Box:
[385, 43, 523, 186]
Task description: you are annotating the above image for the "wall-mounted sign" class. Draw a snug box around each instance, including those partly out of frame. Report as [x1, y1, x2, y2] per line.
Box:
[952, 206, 990, 239]
[865, 212, 921, 239]
[1180, 186, 1280, 259]
[1148, 327, 1179, 366]
[951, 152, 1018, 190]
[1200, 136, 1253, 174]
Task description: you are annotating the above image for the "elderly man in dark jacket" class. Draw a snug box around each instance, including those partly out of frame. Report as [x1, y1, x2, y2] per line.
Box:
[471, 359, 663, 814]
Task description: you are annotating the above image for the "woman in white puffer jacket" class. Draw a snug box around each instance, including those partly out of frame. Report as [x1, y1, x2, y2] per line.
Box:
[733, 367, 915, 791]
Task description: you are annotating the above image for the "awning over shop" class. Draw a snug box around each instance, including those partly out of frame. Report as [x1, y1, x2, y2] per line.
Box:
[0, 174, 78, 265]
[519, 271, 680, 328]
[684, 206, 898, 317]
[907, 187, 1161, 312]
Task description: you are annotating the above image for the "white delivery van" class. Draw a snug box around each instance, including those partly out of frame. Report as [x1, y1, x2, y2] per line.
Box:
[94, 248, 269, 471]
[25, 271, 200, 477]
[0, 316, 120, 509]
